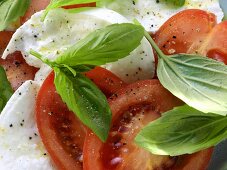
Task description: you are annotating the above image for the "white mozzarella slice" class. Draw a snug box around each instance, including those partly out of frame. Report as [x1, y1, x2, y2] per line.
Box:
[2, 8, 155, 83]
[0, 81, 54, 170]
[101, 0, 224, 32]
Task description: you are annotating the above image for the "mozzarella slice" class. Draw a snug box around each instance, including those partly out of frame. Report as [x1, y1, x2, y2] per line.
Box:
[2, 8, 155, 83]
[0, 81, 54, 170]
[101, 0, 224, 32]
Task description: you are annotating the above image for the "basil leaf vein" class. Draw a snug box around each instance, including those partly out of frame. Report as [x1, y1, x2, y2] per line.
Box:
[0, 66, 13, 112]
[54, 67, 111, 141]
[135, 105, 227, 156]
[55, 23, 144, 66]
[144, 30, 227, 115]
[30, 23, 144, 141]
[0, 0, 31, 31]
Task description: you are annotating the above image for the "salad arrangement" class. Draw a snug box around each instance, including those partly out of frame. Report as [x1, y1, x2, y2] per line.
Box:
[0, 0, 227, 169]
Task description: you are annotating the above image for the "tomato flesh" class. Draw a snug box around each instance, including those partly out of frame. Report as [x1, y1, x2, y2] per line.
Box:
[197, 21, 227, 62]
[154, 9, 216, 55]
[85, 67, 126, 98]
[0, 51, 38, 91]
[36, 71, 86, 170]
[84, 80, 195, 170]
[21, 0, 50, 24]
[36, 67, 125, 170]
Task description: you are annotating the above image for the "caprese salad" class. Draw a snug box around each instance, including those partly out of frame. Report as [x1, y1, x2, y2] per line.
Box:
[0, 0, 227, 170]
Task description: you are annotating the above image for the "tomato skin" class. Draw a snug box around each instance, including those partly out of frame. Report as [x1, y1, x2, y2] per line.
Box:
[62, 2, 96, 9]
[0, 32, 37, 91]
[21, 0, 50, 24]
[36, 68, 125, 170]
[36, 71, 86, 170]
[0, 51, 38, 91]
[154, 9, 216, 55]
[173, 148, 213, 170]
[85, 67, 127, 98]
[83, 80, 190, 170]
[197, 21, 227, 63]
[0, 31, 14, 54]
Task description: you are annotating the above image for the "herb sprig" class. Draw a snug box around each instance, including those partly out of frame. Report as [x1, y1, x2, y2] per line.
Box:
[31, 23, 144, 141]
[135, 30, 227, 156]
[0, 0, 31, 31]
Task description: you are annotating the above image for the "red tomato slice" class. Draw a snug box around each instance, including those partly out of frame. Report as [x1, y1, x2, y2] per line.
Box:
[36, 67, 125, 170]
[21, 0, 50, 24]
[0, 51, 38, 91]
[153, 9, 216, 55]
[83, 80, 212, 170]
[0, 32, 37, 91]
[36, 71, 86, 170]
[85, 67, 126, 98]
[21, 0, 96, 24]
[62, 2, 96, 9]
[0, 31, 14, 55]
[197, 21, 227, 64]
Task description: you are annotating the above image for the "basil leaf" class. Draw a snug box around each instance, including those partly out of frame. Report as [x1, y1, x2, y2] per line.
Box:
[157, 54, 227, 115]
[135, 105, 227, 156]
[0, 66, 13, 112]
[143, 31, 227, 115]
[0, 0, 31, 31]
[55, 23, 144, 66]
[162, 0, 185, 7]
[53, 67, 111, 141]
[42, 0, 98, 20]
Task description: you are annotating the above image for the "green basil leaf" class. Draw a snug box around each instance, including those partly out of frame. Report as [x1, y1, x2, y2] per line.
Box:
[157, 54, 227, 115]
[0, 66, 13, 112]
[55, 23, 144, 66]
[162, 0, 185, 6]
[53, 67, 111, 141]
[42, 0, 98, 20]
[135, 105, 227, 156]
[0, 0, 31, 31]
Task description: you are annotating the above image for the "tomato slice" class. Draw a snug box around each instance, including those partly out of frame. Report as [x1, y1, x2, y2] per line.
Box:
[21, 0, 96, 24]
[36, 71, 86, 170]
[83, 80, 213, 170]
[0, 31, 14, 55]
[85, 67, 126, 98]
[36, 67, 125, 169]
[0, 32, 37, 91]
[153, 9, 216, 55]
[197, 21, 227, 64]
[21, 0, 50, 24]
[0, 51, 38, 91]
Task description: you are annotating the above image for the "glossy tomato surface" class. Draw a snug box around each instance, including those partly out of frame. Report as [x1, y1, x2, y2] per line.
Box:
[21, 0, 50, 23]
[0, 31, 38, 90]
[83, 80, 213, 170]
[36, 67, 125, 170]
[85, 67, 127, 98]
[36, 71, 86, 170]
[153, 9, 216, 55]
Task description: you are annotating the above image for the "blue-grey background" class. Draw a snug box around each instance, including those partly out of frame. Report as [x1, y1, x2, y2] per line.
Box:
[207, 0, 227, 170]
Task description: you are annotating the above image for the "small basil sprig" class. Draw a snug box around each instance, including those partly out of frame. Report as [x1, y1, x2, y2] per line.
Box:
[144, 31, 227, 116]
[54, 67, 111, 141]
[41, 0, 98, 20]
[55, 23, 144, 66]
[0, 66, 13, 112]
[31, 23, 144, 141]
[135, 105, 227, 156]
[0, 0, 31, 31]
